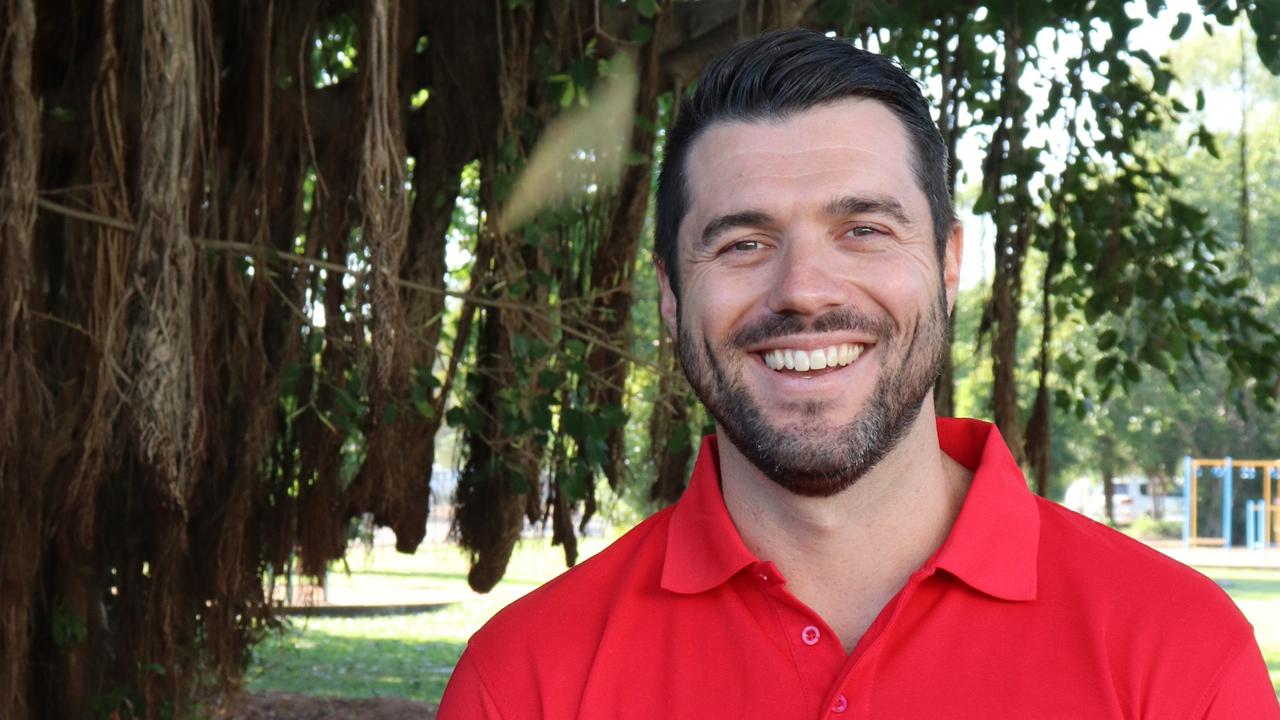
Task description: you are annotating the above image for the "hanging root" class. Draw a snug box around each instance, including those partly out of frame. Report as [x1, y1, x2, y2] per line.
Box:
[0, 2, 46, 718]
[130, 0, 202, 509]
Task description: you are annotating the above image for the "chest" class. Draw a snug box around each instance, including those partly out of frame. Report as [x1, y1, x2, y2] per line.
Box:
[555, 577, 1132, 720]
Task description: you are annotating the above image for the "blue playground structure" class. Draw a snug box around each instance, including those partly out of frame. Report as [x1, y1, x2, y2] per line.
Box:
[1182, 456, 1280, 549]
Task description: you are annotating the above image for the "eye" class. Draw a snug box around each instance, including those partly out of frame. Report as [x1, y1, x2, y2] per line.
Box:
[843, 225, 884, 239]
[727, 239, 766, 253]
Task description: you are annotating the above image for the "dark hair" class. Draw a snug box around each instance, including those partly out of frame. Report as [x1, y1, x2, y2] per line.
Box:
[654, 29, 954, 298]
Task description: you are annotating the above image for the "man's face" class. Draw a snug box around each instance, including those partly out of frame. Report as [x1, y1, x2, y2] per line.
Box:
[658, 98, 962, 497]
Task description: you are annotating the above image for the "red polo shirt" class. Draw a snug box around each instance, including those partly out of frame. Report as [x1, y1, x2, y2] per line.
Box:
[439, 418, 1278, 719]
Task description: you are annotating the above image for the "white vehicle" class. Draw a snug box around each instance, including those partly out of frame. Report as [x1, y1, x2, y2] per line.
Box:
[1062, 475, 1184, 525]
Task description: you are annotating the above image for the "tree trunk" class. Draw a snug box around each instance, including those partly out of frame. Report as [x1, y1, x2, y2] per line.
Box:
[1101, 435, 1117, 525]
[987, 12, 1032, 467]
[0, 3, 45, 715]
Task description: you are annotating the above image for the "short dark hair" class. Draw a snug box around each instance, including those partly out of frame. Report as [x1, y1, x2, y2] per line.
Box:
[654, 29, 954, 298]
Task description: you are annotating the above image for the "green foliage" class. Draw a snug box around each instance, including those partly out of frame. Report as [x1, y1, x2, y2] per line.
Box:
[49, 604, 87, 651]
[310, 12, 358, 88]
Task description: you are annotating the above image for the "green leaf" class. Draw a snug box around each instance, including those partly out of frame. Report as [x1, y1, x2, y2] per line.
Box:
[279, 362, 303, 396]
[333, 385, 362, 417]
[561, 407, 586, 437]
[1123, 359, 1142, 384]
[1152, 67, 1171, 95]
[1194, 125, 1220, 159]
[537, 369, 562, 390]
[631, 22, 653, 44]
[306, 329, 324, 357]
[972, 190, 996, 215]
[498, 135, 520, 166]
[1170, 12, 1192, 40]
[599, 405, 627, 428]
[1251, 2, 1280, 74]
[50, 605, 88, 650]
[1097, 329, 1119, 351]
[531, 403, 553, 432]
[445, 406, 469, 428]
[1095, 355, 1119, 381]
[333, 411, 360, 439]
[635, 0, 658, 18]
[414, 400, 435, 420]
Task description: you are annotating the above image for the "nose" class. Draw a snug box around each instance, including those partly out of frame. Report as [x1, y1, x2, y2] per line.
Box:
[766, 239, 852, 317]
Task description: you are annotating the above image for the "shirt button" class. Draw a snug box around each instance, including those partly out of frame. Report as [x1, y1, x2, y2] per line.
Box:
[831, 694, 848, 714]
[758, 572, 769, 582]
[801, 625, 821, 645]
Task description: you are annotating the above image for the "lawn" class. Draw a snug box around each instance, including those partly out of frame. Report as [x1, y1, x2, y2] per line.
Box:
[247, 540, 1280, 704]
[1202, 567, 1280, 696]
[246, 536, 613, 705]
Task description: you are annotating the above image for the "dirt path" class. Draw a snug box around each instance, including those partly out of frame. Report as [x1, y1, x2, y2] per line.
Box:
[228, 691, 437, 720]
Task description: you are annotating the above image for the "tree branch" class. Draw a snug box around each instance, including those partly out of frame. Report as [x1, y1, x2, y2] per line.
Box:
[35, 197, 664, 376]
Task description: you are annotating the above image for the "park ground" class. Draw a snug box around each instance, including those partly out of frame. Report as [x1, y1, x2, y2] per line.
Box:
[238, 534, 1280, 718]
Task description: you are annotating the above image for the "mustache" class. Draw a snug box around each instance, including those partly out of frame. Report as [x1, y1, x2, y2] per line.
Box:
[729, 308, 893, 348]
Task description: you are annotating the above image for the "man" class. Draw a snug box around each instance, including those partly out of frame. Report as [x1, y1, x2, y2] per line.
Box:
[439, 29, 1278, 718]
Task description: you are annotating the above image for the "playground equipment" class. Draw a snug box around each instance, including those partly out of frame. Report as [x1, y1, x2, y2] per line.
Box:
[1182, 456, 1280, 549]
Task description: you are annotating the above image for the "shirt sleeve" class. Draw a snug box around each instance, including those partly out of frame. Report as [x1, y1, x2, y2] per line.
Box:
[437, 648, 506, 720]
[1198, 635, 1279, 719]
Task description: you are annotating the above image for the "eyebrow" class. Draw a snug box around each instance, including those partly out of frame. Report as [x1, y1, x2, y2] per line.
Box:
[822, 194, 914, 227]
[696, 195, 915, 251]
[697, 210, 775, 251]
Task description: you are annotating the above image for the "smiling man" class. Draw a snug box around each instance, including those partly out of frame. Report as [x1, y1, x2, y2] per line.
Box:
[438, 30, 1278, 719]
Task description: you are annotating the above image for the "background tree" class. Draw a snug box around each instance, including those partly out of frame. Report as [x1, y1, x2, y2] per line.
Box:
[1, 1, 1277, 718]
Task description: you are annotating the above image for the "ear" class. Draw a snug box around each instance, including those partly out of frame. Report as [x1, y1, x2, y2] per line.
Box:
[655, 258, 679, 340]
[943, 221, 964, 316]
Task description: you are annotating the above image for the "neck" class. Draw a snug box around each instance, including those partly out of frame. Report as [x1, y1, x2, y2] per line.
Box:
[717, 405, 971, 649]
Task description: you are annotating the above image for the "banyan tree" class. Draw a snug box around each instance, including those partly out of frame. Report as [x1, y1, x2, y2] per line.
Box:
[2, 0, 1277, 717]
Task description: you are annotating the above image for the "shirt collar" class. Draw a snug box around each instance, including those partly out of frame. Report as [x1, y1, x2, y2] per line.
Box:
[931, 417, 1040, 602]
[661, 435, 759, 594]
[660, 418, 1040, 602]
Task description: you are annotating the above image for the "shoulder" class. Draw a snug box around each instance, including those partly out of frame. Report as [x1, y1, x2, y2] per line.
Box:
[464, 505, 675, 663]
[454, 508, 677, 717]
[1034, 499, 1245, 622]
[1034, 498, 1237, 613]
[1032, 499, 1256, 698]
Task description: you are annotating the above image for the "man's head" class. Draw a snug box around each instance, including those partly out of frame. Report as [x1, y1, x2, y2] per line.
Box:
[655, 29, 955, 301]
[654, 29, 963, 497]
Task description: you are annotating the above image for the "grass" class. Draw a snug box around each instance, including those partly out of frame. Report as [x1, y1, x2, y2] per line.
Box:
[248, 538, 1280, 704]
[246, 536, 613, 705]
[1203, 567, 1280, 696]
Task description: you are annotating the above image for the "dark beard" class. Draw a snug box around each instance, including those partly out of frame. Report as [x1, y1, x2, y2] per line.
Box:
[676, 299, 947, 497]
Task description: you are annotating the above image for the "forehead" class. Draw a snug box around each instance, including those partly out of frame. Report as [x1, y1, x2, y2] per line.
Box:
[681, 98, 922, 234]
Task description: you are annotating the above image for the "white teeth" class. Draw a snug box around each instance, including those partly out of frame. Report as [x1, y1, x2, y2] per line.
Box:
[761, 343, 866, 373]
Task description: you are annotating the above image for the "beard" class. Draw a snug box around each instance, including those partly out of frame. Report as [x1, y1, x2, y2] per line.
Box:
[676, 295, 948, 498]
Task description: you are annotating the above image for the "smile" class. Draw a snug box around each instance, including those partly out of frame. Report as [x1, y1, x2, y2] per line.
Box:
[759, 343, 866, 372]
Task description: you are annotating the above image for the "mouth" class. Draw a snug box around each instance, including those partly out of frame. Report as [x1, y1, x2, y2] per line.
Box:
[756, 342, 867, 375]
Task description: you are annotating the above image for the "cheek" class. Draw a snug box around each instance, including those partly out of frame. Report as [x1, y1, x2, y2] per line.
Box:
[680, 268, 757, 329]
[857, 251, 939, 304]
